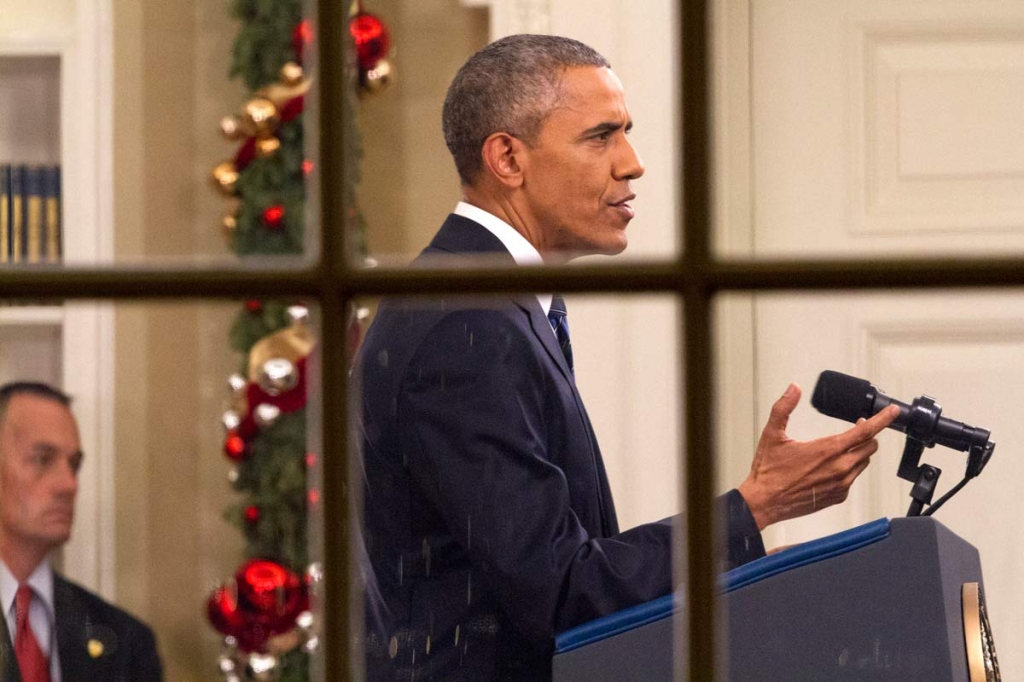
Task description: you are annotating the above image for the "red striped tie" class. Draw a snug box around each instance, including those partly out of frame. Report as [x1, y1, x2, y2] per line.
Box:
[14, 585, 51, 682]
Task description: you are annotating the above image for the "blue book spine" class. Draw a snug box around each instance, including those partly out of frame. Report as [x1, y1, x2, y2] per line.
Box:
[24, 165, 44, 264]
[43, 165, 61, 263]
[0, 164, 9, 264]
[9, 165, 24, 263]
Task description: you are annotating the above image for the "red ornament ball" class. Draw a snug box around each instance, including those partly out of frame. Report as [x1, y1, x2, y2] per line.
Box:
[293, 19, 314, 63]
[302, 159, 314, 177]
[207, 584, 247, 637]
[244, 505, 260, 525]
[304, 452, 317, 468]
[262, 205, 285, 230]
[349, 12, 390, 69]
[236, 559, 309, 633]
[224, 430, 247, 462]
[307, 488, 321, 507]
[245, 299, 262, 313]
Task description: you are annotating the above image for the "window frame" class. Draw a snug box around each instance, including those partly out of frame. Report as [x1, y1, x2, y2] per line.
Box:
[0, 2, 1023, 680]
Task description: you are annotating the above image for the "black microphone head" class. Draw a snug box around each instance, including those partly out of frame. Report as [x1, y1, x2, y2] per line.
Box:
[811, 370, 874, 423]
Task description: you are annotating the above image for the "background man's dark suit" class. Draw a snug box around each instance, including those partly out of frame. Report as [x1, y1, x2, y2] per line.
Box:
[0, 574, 162, 682]
[360, 214, 765, 681]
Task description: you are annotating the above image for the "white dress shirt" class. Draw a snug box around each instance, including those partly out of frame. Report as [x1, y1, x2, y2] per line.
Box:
[453, 201, 554, 318]
[1, 559, 62, 682]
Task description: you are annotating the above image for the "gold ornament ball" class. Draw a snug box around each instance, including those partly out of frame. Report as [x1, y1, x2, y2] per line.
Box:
[359, 58, 393, 96]
[280, 61, 304, 87]
[219, 115, 247, 140]
[243, 98, 280, 137]
[211, 161, 240, 196]
[221, 211, 238, 244]
[255, 136, 281, 158]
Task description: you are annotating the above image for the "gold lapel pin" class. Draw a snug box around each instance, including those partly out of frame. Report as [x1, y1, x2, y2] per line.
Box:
[88, 639, 104, 658]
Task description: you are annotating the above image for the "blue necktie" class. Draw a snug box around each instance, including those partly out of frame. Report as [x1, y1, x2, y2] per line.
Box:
[548, 295, 574, 374]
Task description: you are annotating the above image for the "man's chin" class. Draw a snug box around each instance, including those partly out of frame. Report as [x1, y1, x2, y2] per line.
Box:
[42, 528, 72, 548]
[597, 234, 628, 257]
[549, 234, 628, 262]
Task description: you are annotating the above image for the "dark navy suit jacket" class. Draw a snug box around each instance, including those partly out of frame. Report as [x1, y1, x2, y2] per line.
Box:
[359, 214, 764, 681]
[0, 573, 162, 682]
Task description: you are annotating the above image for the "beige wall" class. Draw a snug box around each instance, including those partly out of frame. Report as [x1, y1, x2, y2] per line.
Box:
[112, 1, 243, 679]
[358, 0, 488, 262]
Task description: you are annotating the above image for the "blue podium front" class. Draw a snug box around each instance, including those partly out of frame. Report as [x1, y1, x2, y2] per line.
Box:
[553, 517, 986, 682]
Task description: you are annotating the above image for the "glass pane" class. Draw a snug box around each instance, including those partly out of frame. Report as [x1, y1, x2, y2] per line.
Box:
[1, 1, 321, 268]
[0, 299, 329, 681]
[357, 2, 681, 268]
[711, 1, 1024, 260]
[714, 290, 1017, 679]
[353, 292, 688, 680]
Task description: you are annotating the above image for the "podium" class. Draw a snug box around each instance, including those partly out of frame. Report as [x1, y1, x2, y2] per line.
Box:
[553, 517, 996, 681]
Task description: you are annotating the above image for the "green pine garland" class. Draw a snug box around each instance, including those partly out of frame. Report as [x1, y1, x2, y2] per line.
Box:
[222, 0, 314, 679]
[218, 2, 372, 677]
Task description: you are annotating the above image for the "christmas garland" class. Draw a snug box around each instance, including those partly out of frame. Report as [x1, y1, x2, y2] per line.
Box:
[206, 2, 392, 680]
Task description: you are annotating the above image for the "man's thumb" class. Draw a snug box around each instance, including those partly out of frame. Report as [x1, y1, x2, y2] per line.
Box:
[765, 383, 801, 434]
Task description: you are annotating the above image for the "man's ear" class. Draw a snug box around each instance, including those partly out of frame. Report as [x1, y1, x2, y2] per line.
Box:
[480, 132, 525, 189]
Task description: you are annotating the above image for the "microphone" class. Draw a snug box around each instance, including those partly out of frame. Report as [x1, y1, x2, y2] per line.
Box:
[811, 370, 992, 453]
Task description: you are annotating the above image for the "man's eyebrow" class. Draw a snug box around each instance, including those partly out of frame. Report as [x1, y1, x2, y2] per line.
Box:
[580, 119, 633, 138]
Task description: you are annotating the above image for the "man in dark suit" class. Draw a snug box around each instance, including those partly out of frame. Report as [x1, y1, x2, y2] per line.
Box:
[0, 382, 162, 682]
[358, 34, 899, 681]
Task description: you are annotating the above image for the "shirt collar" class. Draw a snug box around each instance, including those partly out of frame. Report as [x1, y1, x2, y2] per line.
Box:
[453, 201, 553, 315]
[0, 559, 55, 622]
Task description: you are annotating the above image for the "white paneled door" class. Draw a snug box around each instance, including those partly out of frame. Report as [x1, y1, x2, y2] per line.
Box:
[716, 1, 1024, 676]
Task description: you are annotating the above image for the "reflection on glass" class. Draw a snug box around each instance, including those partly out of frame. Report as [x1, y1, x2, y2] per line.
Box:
[1, 1, 319, 268]
[354, 292, 694, 680]
[357, 6, 680, 267]
[0, 300, 325, 681]
[715, 290, 1023, 679]
[711, 2, 1024, 260]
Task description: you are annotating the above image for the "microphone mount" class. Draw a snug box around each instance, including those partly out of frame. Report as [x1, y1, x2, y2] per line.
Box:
[895, 395, 994, 517]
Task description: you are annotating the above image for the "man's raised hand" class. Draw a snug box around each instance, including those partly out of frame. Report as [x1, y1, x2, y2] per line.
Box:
[737, 383, 901, 531]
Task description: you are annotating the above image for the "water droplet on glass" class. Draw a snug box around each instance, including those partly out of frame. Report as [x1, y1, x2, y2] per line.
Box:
[426, 636, 431, 655]
[389, 635, 398, 659]
[466, 571, 472, 605]
[454, 625, 460, 645]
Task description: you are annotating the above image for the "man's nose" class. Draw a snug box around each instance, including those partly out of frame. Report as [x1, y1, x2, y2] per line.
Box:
[614, 137, 645, 181]
[54, 462, 78, 495]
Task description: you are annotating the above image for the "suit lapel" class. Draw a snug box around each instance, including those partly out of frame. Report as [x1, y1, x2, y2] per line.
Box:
[517, 295, 575, 384]
[0, 608, 22, 682]
[429, 214, 576, 382]
[53, 576, 91, 680]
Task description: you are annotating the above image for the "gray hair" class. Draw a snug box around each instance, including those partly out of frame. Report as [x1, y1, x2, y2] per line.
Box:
[442, 34, 610, 185]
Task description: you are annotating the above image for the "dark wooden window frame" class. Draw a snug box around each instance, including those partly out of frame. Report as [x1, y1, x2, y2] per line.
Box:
[1, 3, 1023, 680]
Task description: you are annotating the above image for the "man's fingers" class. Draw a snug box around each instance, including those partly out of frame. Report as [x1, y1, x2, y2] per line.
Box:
[833, 404, 900, 450]
[765, 383, 802, 435]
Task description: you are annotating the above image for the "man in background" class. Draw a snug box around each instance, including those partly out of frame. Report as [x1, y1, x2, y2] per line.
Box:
[0, 382, 161, 682]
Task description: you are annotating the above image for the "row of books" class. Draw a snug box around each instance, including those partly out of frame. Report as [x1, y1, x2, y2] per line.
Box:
[1, 164, 62, 264]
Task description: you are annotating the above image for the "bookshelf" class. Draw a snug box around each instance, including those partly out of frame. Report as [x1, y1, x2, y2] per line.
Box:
[0, 0, 116, 598]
